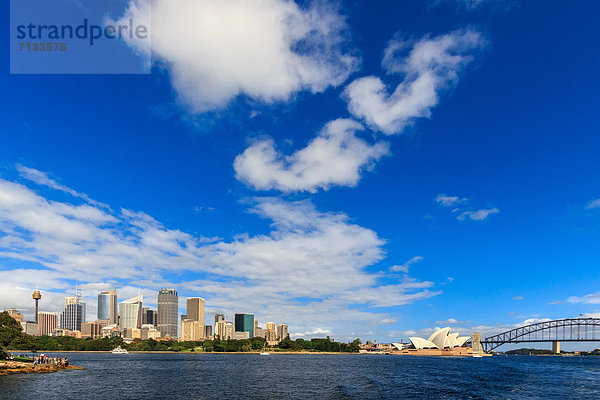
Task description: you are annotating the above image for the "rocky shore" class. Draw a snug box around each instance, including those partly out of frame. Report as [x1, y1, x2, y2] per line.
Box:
[0, 361, 84, 376]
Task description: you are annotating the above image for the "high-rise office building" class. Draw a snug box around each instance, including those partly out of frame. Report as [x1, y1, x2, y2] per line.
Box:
[277, 324, 289, 341]
[215, 320, 234, 340]
[215, 313, 225, 325]
[158, 288, 178, 338]
[38, 311, 58, 336]
[266, 321, 275, 333]
[60, 298, 86, 331]
[81, 321, 103, 339]
[142, 308, 157, 326]
[186, 297, 205, 323]
[204, 325, 212, 338]
[234, 313, 254, 338]
[181, 319, 204, 341]
[98, 288, 118, 324]
[119, 295, 143, 330]
[225, 321, 234, 340]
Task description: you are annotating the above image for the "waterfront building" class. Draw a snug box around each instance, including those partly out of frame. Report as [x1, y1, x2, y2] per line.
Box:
[277, 324, 288, 341]
[234, 313, 254, 338]
[215, 313, 225, 325]
[158, 288, 178, 338]
[81, 321, 102, 339]
[254, 327, 265, 339]
[119, 295, 143, 330]
[403, 327, 470, 350]
[5, 308, 24, 323]
[60, 297, 86, 331]
[98, 288, 118, 324]
[38, 311, 58, 336]
[181, 319, 204, 341]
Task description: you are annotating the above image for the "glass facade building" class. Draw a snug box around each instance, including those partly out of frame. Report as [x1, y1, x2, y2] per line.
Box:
[234, 313, 254, 338]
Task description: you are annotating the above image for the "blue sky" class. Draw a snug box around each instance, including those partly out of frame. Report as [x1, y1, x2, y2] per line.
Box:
[1, 0, 600, 345]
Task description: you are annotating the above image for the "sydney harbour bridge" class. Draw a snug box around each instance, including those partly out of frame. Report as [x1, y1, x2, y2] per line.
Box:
[478, 317, 600, 353]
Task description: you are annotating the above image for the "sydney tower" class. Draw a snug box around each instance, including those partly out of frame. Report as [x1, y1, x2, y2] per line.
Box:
[32, 289, 42, 323]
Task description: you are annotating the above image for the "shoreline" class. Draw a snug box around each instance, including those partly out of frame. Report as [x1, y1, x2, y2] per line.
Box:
[0, 361, 84, 376]
[7, 350, 359, 355]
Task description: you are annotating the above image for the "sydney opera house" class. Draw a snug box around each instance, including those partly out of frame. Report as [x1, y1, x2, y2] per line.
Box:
[392, 327, 479, 356]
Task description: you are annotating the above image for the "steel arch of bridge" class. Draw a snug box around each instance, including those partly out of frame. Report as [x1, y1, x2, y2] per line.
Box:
[481, 318, 600, 352]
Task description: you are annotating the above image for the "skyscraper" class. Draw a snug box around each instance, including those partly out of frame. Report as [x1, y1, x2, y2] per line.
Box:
[142, 307, 158, 326]
[215, 313, 225, 325]
[60, 297, 86, 331]
[186, 297, 205, 323]
[158, 288, 178, 338]
[277, 324, 289, 341]
[98, 288, 118, 324]
[181, 319, 204, 341]
[234, 313, 254, 338]
[119, 295, 143, 330]
[38, 311, 58, 336]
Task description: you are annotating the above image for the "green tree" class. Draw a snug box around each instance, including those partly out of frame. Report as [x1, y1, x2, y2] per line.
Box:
[0, 312, 24, 351]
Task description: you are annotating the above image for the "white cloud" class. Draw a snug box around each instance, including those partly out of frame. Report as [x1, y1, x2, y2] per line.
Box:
[585, 198, 600, 209]
[16, 164, 109, 209]
[457, 208, 499, 221]
[435, 194, 468, 207]
[113, 0, 359, 112]
[435, 318, 459, 324]
[566, 292, 600, 305]
[0, 167, 438, 336]
[234, 119, 389, 192]
[390, 256, 424, 272]
[343, 29, 486, 134]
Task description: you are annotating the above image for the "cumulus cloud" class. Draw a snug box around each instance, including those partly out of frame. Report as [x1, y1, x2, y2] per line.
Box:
[343, 29, 486, 134]
[390, 256, 424, 273]
[457, 208, 499, 221]
[113, 0, 359, 112]
[0, 167, 438, 336]
[234, 119, 389, 192]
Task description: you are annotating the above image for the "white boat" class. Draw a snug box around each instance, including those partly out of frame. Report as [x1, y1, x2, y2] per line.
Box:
[111, 346, 129, 354]
[260, 352, 270, 356]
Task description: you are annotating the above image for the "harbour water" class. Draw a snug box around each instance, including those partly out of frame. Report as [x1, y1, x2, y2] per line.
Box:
[1, 353, 600, 399]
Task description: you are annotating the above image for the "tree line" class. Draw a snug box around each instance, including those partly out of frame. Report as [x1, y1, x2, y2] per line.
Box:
[1, 312, 360, 355]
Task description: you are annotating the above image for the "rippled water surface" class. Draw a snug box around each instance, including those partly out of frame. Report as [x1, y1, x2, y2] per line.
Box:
[2, 353, 600, 399]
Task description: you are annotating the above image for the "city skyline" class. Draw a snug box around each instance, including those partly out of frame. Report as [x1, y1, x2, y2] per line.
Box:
[3, 286, 292, 343]
[1, 1, 599, 347]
